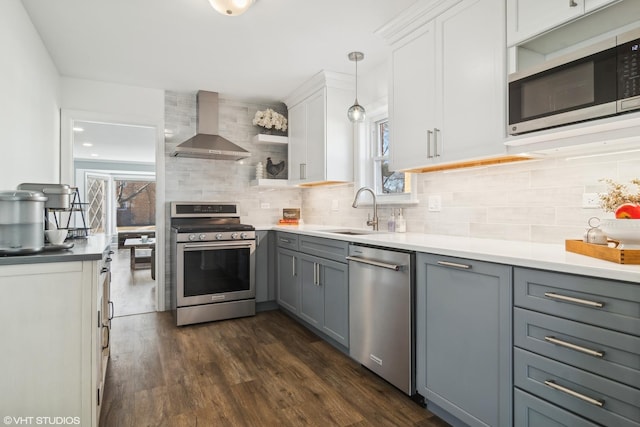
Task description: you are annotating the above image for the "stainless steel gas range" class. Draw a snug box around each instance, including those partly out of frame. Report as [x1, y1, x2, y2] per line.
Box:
[170, 202, 255, 326]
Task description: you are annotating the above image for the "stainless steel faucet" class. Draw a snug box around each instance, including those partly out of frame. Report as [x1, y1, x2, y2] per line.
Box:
[352, 186, 378, 231]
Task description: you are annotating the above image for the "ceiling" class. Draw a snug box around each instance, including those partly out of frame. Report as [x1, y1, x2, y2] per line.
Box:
[21, 0, 417, 103]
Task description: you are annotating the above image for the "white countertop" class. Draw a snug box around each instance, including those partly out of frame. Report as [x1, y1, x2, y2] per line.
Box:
[259, 225, 640, 284]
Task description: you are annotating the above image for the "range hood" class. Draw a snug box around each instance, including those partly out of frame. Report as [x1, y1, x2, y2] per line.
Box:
[172, 91, 251, 160]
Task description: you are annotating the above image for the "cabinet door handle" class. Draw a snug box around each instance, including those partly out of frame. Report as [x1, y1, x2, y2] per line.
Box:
[544, 336, 604, 358]
[313, 263, 318, 285]
[433, 128, 441, 157]
[543, 292, 604, 308]
[108, 301, 114, 321]
[300, 163, 307, 180]
[436, 260, 471, 269]
[427, 130, 434, 158]
[544, 380, 604, 407]
[569, 0, 578, 7]
[102, 324, 110, 350]
[292, 257, 296, 277]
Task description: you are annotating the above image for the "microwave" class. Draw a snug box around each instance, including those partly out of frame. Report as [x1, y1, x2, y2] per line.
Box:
[508, 28, 640, 135]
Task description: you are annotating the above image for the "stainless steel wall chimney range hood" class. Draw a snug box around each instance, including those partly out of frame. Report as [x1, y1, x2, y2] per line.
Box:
[172, 91, 251, 160]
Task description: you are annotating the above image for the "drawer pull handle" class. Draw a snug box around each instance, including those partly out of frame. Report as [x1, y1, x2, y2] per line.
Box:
[543, 292, 604, 308]
[544, 380, 604, 407]
[436, 260, 471, 269]
[544, 336, 604, 358]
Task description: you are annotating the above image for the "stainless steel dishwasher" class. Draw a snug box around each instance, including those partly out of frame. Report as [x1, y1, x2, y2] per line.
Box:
[347, 244, 415, 396]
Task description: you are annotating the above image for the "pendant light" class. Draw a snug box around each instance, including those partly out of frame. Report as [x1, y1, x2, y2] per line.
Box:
[209, 0, 255, 16]
[347, 51, 366, 122]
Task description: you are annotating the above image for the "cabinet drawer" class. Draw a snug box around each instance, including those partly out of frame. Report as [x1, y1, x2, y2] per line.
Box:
[276, 232, 299, 251]
[514, 307, 640, 388]
[514, 388, 600, 427]
[299, 236, 348, 263]
[514, 268, 640, 336]
[514, 348, 640, 427]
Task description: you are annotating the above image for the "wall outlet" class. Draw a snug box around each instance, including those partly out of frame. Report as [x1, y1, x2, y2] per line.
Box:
[428, 195, 442, 212]
[331, 199, 339, 211]
[582, 193, 600, 209]
[260, 202, 270, 209]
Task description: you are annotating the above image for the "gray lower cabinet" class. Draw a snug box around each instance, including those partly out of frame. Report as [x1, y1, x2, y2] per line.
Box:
[299, 252, 349, 346]
[276, 232, 349, 348]
[276, 247, 299, 313]
[255, 230, 276, 305]
[416, 253, 512, 427]
[513, 267, 640, 427]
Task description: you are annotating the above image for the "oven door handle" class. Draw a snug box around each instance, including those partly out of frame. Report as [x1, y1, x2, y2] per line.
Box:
[182, 241, 254, 250]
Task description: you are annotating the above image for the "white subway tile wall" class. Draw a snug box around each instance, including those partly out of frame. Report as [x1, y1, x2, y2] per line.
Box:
[301, 152, 640, 244]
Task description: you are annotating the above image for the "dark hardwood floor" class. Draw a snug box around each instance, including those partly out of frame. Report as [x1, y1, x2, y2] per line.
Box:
[100, 310, 449, 427]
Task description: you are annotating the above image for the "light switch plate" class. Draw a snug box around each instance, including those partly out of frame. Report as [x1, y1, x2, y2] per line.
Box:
[428, 195, 442, 212]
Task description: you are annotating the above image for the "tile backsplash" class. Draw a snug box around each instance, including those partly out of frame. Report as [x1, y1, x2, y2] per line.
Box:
[301, 150, 640, 244]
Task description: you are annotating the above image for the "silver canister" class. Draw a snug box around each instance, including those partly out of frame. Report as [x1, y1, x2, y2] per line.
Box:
[17, 183, 72, 210]
[0, 190, 48, 254]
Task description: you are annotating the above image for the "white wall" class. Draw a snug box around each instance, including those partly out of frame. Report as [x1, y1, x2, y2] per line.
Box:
[61, 78, 165, 120]
[0, 0, 61, 188]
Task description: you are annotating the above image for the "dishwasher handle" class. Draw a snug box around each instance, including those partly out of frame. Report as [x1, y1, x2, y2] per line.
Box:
[346, 255, 401, 271]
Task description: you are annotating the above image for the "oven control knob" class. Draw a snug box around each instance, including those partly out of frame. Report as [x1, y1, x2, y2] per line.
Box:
[189, 234, 196, 241]
[199, 234, 206, 240]
[240, 232, 248, 239]
[215, 233, 223, 240]
[231, 232, 239, 240]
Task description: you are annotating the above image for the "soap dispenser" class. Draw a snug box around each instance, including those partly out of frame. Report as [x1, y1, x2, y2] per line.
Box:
[387, 210, 396, 232]
[396, 208, 406, 233]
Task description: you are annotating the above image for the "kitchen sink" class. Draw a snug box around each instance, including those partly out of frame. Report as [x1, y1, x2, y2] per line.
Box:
[325, 229, 380, 235]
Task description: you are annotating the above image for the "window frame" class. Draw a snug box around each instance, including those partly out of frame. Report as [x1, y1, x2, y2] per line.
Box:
[354, 99, 417, 206]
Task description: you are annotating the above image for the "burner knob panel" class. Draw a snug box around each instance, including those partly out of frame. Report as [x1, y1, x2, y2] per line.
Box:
[231, 232, 239, 240]
[189, 234, 196, 241]
[215, 233, 223, 240]
[240, 232, 248, 239]
[199, 234, 206, 241]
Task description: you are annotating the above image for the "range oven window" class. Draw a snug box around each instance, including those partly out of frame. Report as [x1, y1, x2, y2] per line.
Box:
[183, 247, 251, 296]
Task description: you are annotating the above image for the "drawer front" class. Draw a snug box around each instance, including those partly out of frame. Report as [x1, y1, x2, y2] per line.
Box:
[514, 268, 640, 336]
[514, 307, 640, 388]
[299, 236, 348, 263]
[276, 232, 299, 251]
[514, 388, 600, 427]
[514, 348, 640, 427]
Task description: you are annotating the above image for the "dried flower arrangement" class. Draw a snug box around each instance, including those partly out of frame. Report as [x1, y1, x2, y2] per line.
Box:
[252, 108, 287, 131]
[599, 178, 640, 216]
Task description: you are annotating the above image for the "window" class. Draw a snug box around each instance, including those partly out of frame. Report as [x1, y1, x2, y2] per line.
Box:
[373, 119, 406, 195]
[357, 101, 415, 205]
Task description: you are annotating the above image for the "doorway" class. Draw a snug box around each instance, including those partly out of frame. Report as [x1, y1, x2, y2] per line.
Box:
[62, 115, 162, 316]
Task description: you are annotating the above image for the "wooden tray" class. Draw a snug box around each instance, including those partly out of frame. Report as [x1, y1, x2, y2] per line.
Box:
[565, 240, 640, 264]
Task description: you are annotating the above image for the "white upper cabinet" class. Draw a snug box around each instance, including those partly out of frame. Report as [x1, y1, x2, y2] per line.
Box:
[285, 72, 354, 185]
[507, 0, 620, 46]
[390, 23, 437, 170]
[380, 0, 506, 172]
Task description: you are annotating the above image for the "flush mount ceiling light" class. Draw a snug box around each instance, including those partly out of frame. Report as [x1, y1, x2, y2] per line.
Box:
[347, 51, 365, 123]
[208, 0, 255, 16]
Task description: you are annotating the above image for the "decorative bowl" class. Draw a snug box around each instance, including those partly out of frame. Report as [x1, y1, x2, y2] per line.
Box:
[600, 219, 640, 249]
